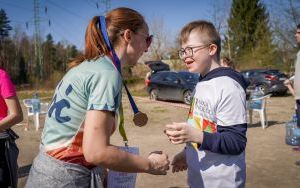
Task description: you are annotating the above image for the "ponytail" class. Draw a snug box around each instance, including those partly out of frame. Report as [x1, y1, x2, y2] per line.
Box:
[68, 7, 146, 69]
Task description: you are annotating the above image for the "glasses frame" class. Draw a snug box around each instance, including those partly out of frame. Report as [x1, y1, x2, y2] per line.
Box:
[178, 43, 211, 59]
[137, 33, 153, 48]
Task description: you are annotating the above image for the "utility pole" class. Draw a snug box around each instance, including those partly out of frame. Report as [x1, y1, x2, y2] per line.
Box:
[34, 0, 43, 80]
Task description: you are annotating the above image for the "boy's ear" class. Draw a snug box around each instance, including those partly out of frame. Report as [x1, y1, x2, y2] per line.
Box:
[123, 29, 131, 43]
[208, 44, 218, 56]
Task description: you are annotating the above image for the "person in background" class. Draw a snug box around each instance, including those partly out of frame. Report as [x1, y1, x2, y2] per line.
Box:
[284, 23, 300, 165]
[0, 67, 23, 188]
[25, 7, 169, 188]
[285, 23, 300, 128]
[220, 56, 236, 70]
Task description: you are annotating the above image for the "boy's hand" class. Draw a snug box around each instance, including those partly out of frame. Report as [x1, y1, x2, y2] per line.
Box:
[147, 151, 170, 175]
[164, 122, 203, 144]
[171, 150, 187, 173]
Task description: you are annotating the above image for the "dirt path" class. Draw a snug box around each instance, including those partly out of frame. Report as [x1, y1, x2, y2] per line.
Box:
[14, 96, 300, 188]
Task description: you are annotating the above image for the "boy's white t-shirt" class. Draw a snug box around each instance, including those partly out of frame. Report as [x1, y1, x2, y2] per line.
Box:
[186, 76, 247, 188]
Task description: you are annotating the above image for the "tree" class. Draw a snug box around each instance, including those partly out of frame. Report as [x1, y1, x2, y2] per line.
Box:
[0, 9, 12, 68]
[209, 0, 231, 34]
[43, 34, 57, 79]
[224, 0, 276, 68]
[268, 0, 300, 72]
[0, 9, 12, 41]
[143, 17, 172, 61]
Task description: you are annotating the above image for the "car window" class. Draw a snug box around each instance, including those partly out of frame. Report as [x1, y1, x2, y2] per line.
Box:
[242, 71, 254, 78]
[266, 70, 286, 77]
[163, 73, 178, 82]
[150, 72, 164, 81]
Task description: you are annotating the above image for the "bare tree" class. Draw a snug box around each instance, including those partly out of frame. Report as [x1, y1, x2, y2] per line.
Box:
[209, 0, 232, 57]
[268, 0, 300, 71]
[141, 17, 172, 62]
[210, 0, 231, 33]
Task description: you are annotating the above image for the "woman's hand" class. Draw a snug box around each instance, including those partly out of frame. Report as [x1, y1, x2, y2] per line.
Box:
[164, 122, 203, 144]
[171, 150, 187, 173]
[147, 151, 170, 175]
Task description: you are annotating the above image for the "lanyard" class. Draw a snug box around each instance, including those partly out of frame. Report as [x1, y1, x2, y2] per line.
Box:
[99, 16, 148, 144]
[99, 16, 140, 113]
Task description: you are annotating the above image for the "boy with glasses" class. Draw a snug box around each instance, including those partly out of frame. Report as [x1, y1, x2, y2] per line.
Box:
[165, 20, 248, 187]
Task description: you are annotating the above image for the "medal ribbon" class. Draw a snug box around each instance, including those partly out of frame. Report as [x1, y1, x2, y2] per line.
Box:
[99, 16, 141, 143]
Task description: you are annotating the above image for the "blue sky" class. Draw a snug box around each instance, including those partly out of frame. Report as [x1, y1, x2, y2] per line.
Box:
[1, 0, 232, 49]
[2, 0, 285, 50]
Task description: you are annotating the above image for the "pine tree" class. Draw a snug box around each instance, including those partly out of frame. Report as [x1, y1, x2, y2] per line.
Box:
[0, 9, 12, 68]
[0, 9, 12, 41]
[224, 0, 276, 68]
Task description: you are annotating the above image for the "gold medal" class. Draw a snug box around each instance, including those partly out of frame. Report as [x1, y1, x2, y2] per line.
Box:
[133, 111, 148, 127]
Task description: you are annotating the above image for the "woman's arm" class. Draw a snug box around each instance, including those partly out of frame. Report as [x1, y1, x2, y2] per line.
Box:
[83, 110, 169, 175]
[284, 79, 295, 97]
[0, 96, 23, 131]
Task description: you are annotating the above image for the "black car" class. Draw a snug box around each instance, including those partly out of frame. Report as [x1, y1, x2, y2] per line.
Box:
[145, 61, 170, 72]
[147, 71, 199, 104]
[241, 69, 288, 95]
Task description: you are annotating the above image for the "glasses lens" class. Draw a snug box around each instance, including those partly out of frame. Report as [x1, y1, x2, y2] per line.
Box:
[186, 47, 193, 57]
[178, 49, 185, 59]
[146, 35, 153, 47]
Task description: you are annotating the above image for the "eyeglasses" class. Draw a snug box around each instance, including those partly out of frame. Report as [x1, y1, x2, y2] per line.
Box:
[178, 44, 211, 59]
[137, 33, 153, 48]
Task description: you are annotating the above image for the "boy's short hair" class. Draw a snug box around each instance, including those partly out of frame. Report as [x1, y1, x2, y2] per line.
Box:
[179, 20, 221, 60]
[297, 23, 300, 30]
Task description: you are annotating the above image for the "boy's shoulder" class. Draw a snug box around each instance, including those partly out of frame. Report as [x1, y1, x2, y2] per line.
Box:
[199, 67, 248, 92]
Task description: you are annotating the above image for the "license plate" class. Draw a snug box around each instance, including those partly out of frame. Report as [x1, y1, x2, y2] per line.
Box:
[279, 77, 286, 81]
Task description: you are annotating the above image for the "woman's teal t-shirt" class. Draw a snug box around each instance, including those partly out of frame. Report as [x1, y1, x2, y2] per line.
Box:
[41, 56, 122, 166]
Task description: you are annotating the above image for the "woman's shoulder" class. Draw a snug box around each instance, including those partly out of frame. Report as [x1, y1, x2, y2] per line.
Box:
[0, 68, 11, 80]
[79, 56, 117, 72]
[0, 68, 7, 75]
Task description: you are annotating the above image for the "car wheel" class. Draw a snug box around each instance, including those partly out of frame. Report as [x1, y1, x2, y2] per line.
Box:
[150, 89, 158, 100]
[183, 90, 192, 104]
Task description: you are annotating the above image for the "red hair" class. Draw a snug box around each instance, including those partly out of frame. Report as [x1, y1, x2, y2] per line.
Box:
[68, 7, 146, 69]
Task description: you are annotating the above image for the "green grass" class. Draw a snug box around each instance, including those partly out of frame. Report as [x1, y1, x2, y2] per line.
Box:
[16, 78, 147, 101]
[130, 89, 148, 97]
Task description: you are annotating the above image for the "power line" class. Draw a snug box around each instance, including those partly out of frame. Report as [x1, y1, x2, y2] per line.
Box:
[0, 0, 32, 11]
[46, 0, 88, 21]
[34, 0, 44, 79]
[49, 19, 82, 46]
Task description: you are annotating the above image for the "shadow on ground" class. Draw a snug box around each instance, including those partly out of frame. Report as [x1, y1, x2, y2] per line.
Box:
[248, 121, 285, 128]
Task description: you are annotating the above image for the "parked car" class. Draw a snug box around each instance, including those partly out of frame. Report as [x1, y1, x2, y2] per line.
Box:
[147, 71, 199, 104]
[240, 69, 288, 95]
[144, 60, 170, 86]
